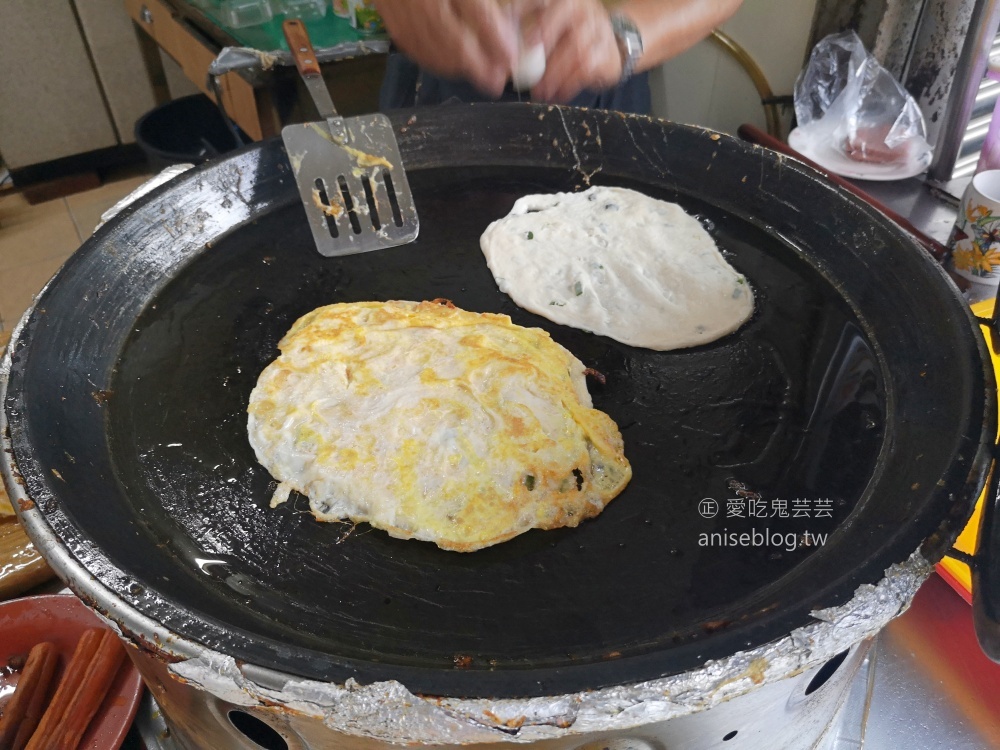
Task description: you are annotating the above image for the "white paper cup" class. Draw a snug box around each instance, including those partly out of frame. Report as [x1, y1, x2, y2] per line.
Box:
[948, 169, 1000, 302]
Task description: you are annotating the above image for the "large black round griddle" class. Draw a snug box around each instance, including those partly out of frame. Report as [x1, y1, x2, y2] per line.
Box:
[4, 105, 994, 698]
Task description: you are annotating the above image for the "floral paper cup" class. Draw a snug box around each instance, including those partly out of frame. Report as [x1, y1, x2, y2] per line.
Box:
[949, 170, 1000, 301]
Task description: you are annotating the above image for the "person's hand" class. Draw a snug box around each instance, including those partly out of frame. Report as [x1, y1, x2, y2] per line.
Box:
[375, 0, 518, 97]
[520, 0, 623, 103]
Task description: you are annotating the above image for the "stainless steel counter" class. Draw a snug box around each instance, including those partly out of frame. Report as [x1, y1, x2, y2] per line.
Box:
[824, 573, 1000, 749]
[852, 176, 965, 246]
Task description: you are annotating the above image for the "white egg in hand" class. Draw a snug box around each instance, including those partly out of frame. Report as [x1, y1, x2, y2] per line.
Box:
[512, 41, 546, 91]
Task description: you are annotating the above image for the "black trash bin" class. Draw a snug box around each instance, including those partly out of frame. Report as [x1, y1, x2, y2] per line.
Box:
[134, 94, 247, 171]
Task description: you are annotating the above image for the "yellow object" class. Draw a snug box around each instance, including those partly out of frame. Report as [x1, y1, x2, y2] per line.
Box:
[0, 482, 14, 518]
[937, 299, 1000, 599]
[247, 300, 632, 552]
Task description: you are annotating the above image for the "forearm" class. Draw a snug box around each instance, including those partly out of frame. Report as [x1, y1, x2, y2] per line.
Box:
[614, 0, 744, 72]
[373, 0, 517, 96]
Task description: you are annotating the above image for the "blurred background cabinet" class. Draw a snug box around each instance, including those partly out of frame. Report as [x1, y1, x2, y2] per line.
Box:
[0, 0, 158, 190]
[0, 0, 386, 197]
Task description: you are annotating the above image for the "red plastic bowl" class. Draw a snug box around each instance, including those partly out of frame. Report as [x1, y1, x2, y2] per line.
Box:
[0, 593, 145, 749]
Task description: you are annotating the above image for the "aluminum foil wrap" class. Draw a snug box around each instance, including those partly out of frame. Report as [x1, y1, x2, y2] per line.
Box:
[166, 551, 932, 745]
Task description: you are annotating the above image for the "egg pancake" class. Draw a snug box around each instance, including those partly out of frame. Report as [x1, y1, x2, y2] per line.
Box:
[481, 186, 755, 350]
[247, 300, 631, 551]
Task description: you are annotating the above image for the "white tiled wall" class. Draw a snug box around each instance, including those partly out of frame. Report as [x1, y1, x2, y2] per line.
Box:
[650, 0, 819, 138]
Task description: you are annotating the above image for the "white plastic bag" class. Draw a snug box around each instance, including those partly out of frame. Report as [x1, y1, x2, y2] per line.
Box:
[791, 31, 932, 177]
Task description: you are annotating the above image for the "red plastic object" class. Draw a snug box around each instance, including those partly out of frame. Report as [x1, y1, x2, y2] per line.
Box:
[0, 594, 144, 750]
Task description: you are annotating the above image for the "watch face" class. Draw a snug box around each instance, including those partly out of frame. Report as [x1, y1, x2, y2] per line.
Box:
[626, 30, 642, 56]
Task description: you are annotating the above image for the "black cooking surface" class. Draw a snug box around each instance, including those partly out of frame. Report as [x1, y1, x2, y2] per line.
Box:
[110, 167, 875, 655]
[4, 105, 991, 697]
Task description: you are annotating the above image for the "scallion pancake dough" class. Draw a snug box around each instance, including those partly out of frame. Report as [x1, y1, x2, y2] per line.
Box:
[480, 186, 754, 350]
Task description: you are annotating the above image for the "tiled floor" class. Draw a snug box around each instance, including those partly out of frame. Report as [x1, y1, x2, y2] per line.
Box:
[0, 172, 153, 336]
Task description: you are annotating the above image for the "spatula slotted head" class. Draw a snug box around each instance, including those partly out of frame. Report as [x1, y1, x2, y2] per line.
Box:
[282, 113, 419, 257]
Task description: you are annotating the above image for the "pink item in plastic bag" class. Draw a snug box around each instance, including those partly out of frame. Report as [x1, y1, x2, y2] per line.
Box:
[793, 31, 931, 173]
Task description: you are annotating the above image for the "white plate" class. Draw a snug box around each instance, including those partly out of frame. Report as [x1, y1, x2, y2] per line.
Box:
[787, 127, 932, 181]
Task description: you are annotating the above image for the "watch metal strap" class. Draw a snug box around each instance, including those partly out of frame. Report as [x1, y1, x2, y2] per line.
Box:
[610, 12, 643, 82]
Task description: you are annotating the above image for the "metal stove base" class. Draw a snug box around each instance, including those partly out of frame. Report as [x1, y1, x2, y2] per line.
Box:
[133, 575, 1000, 750]
[129, 645, 856, 749]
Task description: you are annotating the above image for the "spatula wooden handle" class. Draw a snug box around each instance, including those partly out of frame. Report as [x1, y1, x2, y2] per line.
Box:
[284, 19, 321, 77]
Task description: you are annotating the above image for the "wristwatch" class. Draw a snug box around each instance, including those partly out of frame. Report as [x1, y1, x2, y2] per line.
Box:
[610, 13, 644, 83]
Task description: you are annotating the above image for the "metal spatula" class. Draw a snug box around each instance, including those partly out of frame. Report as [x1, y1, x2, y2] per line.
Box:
[281, 19, 418, 256]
